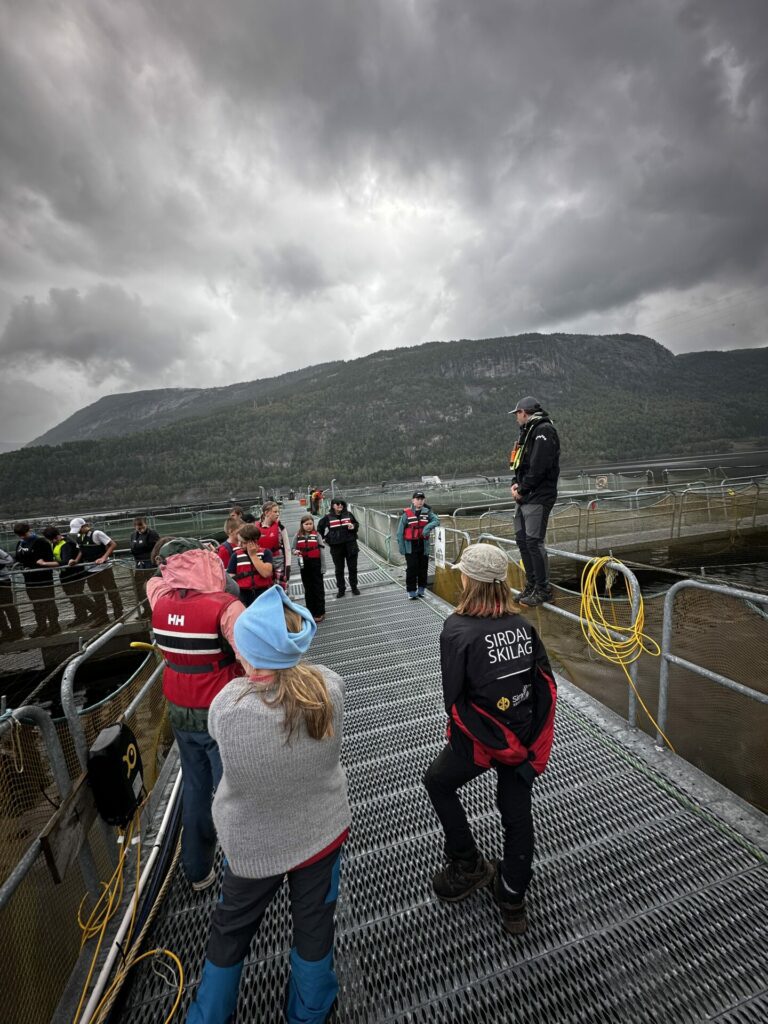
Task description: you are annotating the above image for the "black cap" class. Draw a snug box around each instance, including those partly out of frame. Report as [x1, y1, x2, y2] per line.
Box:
[412, 490, 426, 499]
[509, 396, 542, 414]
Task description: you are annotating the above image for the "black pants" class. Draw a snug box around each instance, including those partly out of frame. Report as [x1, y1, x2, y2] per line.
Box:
[301, 559, 326, 618]
[0, 579, 22, 637]
[514, 503, 552, 588]
[424, 744, 534, 897]
[61, 574, 96, 623]
[405, 549, 429, 593]
[330, 542, 358, 592]
[25, 583, 59, 630]
[207, 848, 341, 968]
[85, 567, 123, 619]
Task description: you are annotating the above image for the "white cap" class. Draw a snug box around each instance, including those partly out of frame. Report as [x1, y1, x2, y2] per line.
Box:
[69, 517, 86, 533]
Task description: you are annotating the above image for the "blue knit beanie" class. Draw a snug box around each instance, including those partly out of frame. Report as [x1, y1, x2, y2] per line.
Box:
[234, 586, 316, 669]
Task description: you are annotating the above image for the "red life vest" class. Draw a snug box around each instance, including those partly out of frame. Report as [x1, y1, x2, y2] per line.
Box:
[403, 506, 430, 542]
[152, 590, 240, 708]
[296, 533, 322, 559]
[258, 520, 282, 555]
[232, 546, 272, 590]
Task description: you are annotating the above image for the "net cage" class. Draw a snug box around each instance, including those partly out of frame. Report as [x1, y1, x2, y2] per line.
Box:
[0, 648, 171, 1024]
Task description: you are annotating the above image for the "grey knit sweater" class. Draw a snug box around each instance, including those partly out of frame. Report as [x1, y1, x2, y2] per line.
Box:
[208, 665, 350, 878]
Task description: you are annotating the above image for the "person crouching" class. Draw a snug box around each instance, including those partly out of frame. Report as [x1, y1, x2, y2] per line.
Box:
[186, 586, 350, 1024]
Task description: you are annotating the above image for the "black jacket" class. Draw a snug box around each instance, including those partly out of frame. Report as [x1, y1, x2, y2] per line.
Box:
[511, 413, 560, 507]
[440, 611, 557, 772]
[317, 501, 359, 547]
[130, 528, 160, 564]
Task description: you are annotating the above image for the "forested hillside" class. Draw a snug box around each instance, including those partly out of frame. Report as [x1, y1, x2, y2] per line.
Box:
[2, 333, 767, 515]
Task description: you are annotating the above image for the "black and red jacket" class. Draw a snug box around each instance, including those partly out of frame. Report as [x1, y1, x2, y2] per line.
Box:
[296, 532, 323, 559]
[440, 611, 557, 773]
[318, 503, 359, 547]
[152, 590, 240, 708]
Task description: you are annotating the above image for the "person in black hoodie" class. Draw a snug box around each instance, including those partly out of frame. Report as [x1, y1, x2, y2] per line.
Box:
[509, 396, 560, 607]
[423, 543, 557, 935]
[317, 498, 360, 598]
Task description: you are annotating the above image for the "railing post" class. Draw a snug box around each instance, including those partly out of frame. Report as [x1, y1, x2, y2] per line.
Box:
[12, 706, 101, 897]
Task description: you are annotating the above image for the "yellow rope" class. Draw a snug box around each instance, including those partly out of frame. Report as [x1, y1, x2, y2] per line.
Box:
[579, 556, 675, 752]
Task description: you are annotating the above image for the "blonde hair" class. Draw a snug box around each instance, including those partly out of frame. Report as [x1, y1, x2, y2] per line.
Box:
[240, 608, 334, 741]
[455, 576, 517, 618]
[224, 515, 243, 537]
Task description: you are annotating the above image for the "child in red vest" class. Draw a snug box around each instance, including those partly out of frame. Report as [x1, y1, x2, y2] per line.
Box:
[292, 515, 326, 622]
[228, 525, 273, 607]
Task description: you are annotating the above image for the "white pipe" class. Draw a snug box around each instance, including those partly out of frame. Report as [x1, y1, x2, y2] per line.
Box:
[79, 769, 183, 1024]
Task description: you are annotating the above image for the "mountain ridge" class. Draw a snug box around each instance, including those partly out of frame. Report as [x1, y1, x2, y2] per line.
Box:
[3, 332, 767, 515]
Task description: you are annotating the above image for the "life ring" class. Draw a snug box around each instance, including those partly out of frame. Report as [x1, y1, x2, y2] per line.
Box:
[596, 476, 608, 489]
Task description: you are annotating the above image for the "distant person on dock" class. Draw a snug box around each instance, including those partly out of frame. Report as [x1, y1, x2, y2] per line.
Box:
[0, 547, 23, 641]
[227, 524, 274, 607]
[129, 517, 160, 569]
[292, 514, 327, 622]
[318, 498, 360, 598]
[217, 516, 244, 569]
[12, 522, 60, 637]
[185, 587, 350, 1024]
[70, 517, 124, 624]
[43, 526, 95, 628]
[509, 396, 560, 607]
[423, 543, 557, 935]
[147, 537, 246, 892]
[310, 487, 323, 515]
[397, 490, 440, 600]
[258, 500, 291, 592]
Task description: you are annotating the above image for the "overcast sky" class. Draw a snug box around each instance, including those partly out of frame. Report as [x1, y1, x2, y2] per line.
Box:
[1, 0, 767, 444]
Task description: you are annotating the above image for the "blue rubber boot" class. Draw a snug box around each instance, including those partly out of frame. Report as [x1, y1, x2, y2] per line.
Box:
[407, 592, 418, 600]
[417, 587, 425, 597]
[285, 947, 338, 1024]
[186, 958, 243, 1024]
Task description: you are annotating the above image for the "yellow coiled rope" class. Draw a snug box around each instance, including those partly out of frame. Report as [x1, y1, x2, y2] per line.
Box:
[579, 556, 674, 752]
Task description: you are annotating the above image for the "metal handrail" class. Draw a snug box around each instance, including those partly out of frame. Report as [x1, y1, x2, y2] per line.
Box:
[656, 579, 768, 745]
[477, 532, 644, 726]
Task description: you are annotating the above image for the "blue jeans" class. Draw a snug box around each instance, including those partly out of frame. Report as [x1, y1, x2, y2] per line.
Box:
[174, 727, 222, 884]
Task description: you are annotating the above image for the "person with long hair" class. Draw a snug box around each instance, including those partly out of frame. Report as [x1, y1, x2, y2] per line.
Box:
[258, 500, 292, 591]
[186, 586, 350, 1024]
[423, 543, 557, 935]
[292, 513, 327, 622]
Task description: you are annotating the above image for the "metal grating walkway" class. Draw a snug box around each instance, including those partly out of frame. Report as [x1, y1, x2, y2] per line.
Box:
[117, 575, 768, 1023]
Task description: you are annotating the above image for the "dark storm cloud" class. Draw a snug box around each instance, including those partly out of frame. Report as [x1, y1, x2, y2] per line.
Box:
[0, 0, 767, 442]
[0, 285, 204, 382]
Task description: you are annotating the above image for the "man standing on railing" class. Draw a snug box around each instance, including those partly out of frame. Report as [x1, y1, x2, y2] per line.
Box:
[397, 490, 440, 599]
[509, 397, 560, 607]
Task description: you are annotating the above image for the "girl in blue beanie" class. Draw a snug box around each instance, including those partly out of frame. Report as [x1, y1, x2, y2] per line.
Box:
[186, 586, 350, 1024]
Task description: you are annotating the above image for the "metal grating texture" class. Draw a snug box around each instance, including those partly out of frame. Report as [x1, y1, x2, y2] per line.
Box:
[116, 577, 768, 1023]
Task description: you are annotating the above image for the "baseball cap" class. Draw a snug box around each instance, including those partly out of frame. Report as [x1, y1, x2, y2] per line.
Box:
[451, 543, 509, 583]
[69, 517, 86, 533]
[412, 490, 426, 499]
[509, 396, 541, 414]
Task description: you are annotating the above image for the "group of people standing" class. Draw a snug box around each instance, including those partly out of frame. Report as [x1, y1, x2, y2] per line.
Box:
[1, 517, 134, 639]
[147, 526, 557, 1024]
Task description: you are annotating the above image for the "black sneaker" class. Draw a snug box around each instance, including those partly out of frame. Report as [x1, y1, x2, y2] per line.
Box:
[335, 590, 346, 599]
[432, 852, 495, 902]
[351, 587, 361, 596]
[489, 863, 528, 934]
[515, 582, 536, 603]
[519, 585, 553, 608]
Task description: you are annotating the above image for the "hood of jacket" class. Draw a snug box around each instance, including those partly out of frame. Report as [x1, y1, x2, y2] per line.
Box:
[330, 498, 348, 512]
[158, 548, 229, 593]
